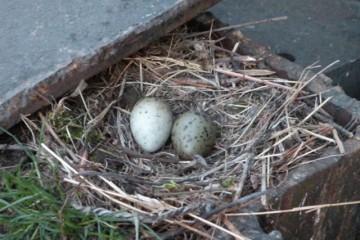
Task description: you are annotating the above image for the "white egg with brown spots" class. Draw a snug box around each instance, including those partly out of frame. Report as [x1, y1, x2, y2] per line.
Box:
[130, 97, 173, 152]
[171, 111, 217, 159]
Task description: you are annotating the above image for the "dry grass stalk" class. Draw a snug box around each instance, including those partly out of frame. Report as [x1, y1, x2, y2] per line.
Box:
[186, 16, 288, 37]
[214, 68, 294, 91]
[332, 128, 345, 154]
[189, 213, 251, 240]
[226, 200, 360, 216]
[221, 213, 250, 240]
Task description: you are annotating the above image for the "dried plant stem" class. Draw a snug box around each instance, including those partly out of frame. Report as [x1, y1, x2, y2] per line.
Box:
[68, 178, 152, 216]
[292, 60, 340, 103]
[117, 144, 178, 164]
[202, 190, 269, 219]
[215, 56, 256, 63]
[189, 213, 251, 240]
[283, 126, 333, 159]
[298, 127, 335, 143]
[20, 114, 39, 143]
[261, 158, 267, 205]
[162, 191, 268, 239]
[172, 219, 214, 239]
[41, 143, 154, 216]
[332, 128, 345, 154]
[39, 113, 79, 161]
[298, 97, 332, 126]
[0, 144, 35, 151]
[234, 153, 254, 200]
[258, 130, 297, 158]
[214, 68, 294, 91]
[287, 143, 330, 166]
[234, 97, 272, 145]
[312, 111, 354, 138]
[186, 16, 288, 37]
[221, 214, 250, 240]
[200, 153, 252, 179]
[289, 154, 343, 170]
[227, 200, 360, 216]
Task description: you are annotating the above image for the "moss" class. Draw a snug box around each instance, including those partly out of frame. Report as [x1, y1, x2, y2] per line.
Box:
[47, 108, 105, 145]
[221, 175, 236, 188]
[158, 181, 180, 191]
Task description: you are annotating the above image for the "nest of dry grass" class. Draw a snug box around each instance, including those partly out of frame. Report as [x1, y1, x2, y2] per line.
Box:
[22, 24, 349, 239]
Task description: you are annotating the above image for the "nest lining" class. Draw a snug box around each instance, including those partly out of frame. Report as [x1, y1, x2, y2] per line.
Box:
[25, 24, 348, 238]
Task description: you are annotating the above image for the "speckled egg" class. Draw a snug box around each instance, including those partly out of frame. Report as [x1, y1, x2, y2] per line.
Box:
[130, 97, 173, 152]
[171, 111, 217, 159]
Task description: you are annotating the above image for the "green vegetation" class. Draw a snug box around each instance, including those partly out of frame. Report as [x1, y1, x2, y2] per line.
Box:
[0, 128, 128, 240]
[221, 175, 236, 188]
[48, 108, 105, 145]
[0, 167, 129, 240]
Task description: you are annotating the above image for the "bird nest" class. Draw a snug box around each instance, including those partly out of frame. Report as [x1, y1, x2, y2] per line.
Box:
[24, 23, 348, 239]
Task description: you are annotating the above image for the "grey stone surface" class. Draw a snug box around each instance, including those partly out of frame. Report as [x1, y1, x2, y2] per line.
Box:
[1, 1, 167, 102]
[0, 0, 165, 99]
[210, 0, 360, 71]
[0, 0, 220, 131]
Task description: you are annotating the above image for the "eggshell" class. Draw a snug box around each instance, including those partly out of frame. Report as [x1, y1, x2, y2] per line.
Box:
[171, 111, 217, 159]
[130, 97, 173, 152]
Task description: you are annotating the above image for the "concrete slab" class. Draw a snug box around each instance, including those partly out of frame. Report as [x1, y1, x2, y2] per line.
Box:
[210, 0, 360, 70]
[0, 0, 220, 131]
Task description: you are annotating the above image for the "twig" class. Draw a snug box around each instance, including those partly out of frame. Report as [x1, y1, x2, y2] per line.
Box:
[117, 144, 179, 164]
[282, 126, 333, 160]
[154, 203, 212, 222]
[39, 113, 79, 162]
[214, 68, 294, 91]
[171, 219, 214, 239]
[298, 127, 335, 143]
[288, 154, 343, 170]
[0, 144, 35, 151]
[312, 111, 354, 138]
[186, 16, 288, 37]
[221, 213, 250, 240]
[332, 128, 345, 154]
[78, 171, 165, 186]
[78, 171, 205, 187]
[298, 99, 354, 138]
[261, 158, 268, 205]
[215, 56, 256, 63]
[41, 143, 154, 216]
[288, 60, 340, 104]
[202, 190, 269, 218]
[189, 213, 251, 240]
[207, 44, 250, 58]
[233, 97, 273, 145]
[161, 190, 268, 239]
[298, 97, 332, 126]
[286, 142, 330, 168]
[234, 153, 254, 200]
[83, 100, 117, 138]
[199, 152, 252, 179]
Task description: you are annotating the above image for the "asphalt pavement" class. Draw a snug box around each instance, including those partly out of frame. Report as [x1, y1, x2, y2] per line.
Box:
[211, 0, 360, 71]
